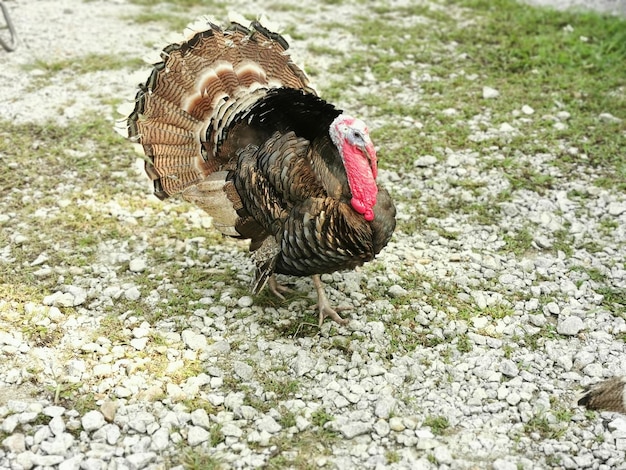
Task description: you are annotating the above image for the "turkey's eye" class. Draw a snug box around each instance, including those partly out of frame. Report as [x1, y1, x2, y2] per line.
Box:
[349, 129, 365, 145]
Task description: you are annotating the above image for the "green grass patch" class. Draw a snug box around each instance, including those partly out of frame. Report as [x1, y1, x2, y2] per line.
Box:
[317, 0, 626, 189]
[423, 415, 450, 435]
[23, 53, 144, 76]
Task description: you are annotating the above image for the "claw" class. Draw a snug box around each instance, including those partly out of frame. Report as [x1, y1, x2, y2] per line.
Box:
[268, 275, 293, 300]
[312, 274, 350, 327]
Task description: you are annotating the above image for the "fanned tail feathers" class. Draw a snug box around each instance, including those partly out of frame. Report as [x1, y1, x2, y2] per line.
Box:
[127, 18, 314, 205]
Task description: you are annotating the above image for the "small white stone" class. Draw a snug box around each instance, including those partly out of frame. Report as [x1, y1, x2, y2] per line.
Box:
[93, 364, 112, 376]
[471, 291, 487, 310]
[295, 416, 310, 431]
[126, 452, 156, 468]
[181, 330, 207, 350]
[608, 202, 626, 216]
[556, 111, 571, 121]
[102, 424, 121, 445]
[2, 433, 26, 453]
[151, 428, 170, 451]
[191, 409, 211, 429]
[49, 416, 66, 436]
[39, 432, 74, 454]
[233, 361, 254, 381]
[124, 286, 141, 301]
[221, 423, 243, 437]
[188, 426, 210, 446]
[389, 417, 405, 432]
[339, 422, 371, 439]
[582, 362, 604, 377]
[506, 392, 521, 406]
[257, 416, 282, 434]
[31, 454, 65, 467]
[414, 155, 438, 167]
[130, 337, 148, 350]
[493, 458, 518, 470]
[499, 122, 515, 133]
[132, 327, 150, 338]
[472, 316, 489, 329]
[237, 296, 254, 307]
[43, 406, 66, 418]
[15, 451, 36, 470]
[388, 284, 408, 298]
[368, 364, 386, 377]
[12, 234, 28, 245]
[129, 258, 147, 272]
[81, 410, 105, 432]
[374, 397, 396, 419]
[557, 316, 584, 336]
[534, 235, 552, 249]
[43, 292, 76, 307]
[2, 414, 19, 433]
[598, 112, 622, 123]
[544, 302, 560, 315]
[18, 411, 38, 424]
[224, 391, 245, 410]
[500, 360, 519, 377]
[292, 351, 315, 376]
[30, 253, 49, 266]
[374, 419, 390, 437]
[482, 86, 500, 99]
[433, 445, 453, 464]
[521, 105, 534, 115]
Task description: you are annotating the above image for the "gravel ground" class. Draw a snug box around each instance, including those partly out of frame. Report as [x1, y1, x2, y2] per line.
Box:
[1, 0, 626, 469]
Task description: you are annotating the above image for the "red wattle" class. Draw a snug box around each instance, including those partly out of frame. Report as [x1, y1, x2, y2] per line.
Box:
[343, 143, 378, 222]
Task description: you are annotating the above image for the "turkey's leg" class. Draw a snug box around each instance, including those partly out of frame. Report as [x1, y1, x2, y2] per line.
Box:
[312, 274, 350, 327]
[268, 275, 293, 300]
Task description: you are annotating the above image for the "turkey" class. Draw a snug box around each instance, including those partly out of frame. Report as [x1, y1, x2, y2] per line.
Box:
[126, 17, 396, 326]
[578, 377, 626, 414]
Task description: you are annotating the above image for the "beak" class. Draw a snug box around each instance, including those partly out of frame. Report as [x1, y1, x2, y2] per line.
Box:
[359, 141, 378, 179]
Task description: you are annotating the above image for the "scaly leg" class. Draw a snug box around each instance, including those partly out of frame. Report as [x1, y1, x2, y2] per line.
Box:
[268, 275, 293, 300]
[312, 274, 350, 327]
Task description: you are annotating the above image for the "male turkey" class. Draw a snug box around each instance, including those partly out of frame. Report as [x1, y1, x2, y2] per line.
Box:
[578, 377, 626, 414]
[126, 18, 396, 326]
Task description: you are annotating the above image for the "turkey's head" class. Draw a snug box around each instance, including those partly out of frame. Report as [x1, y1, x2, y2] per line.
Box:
[329, 115, 379, 222]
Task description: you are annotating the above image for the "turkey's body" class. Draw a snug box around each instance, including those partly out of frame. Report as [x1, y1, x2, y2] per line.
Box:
[127, 19, 396, 325]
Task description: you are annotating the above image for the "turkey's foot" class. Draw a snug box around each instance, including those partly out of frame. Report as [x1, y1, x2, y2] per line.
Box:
[268, 275, 293, 300]
[312, 274, 351, 327]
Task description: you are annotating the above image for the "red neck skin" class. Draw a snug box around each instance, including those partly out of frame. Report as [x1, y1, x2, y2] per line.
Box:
[341, 142, 378, 222]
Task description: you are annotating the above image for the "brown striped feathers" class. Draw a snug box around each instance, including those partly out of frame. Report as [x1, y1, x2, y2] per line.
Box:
[126, 17, 396, 326]
[579, 377, 626, 414]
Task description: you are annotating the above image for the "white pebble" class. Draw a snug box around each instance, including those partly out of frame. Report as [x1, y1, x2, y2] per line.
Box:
[81, 410, 105, 432]
[129, 258, 147, 272]
[257, 416, 282, 434]
[557, 316, 584, 336]
[482, 86, 500, 99]
[237, 296, 253, 307]
[124, 286, 141, 301]
[191, 409, 211, 429]
[2, 433, 25, 453]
